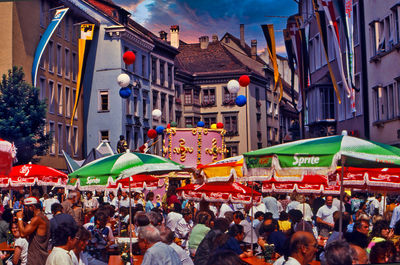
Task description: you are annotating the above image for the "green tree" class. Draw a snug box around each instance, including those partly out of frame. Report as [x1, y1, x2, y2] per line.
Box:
[0, 67, 51, 164]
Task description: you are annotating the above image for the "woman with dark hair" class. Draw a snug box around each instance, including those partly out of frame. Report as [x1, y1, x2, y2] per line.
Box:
[218, 224, 253, 259]
[166, 185, 180, 207]
[370, 240, 396, 264]
[145, 192, 155, 213]
[367, 220, 393, 253]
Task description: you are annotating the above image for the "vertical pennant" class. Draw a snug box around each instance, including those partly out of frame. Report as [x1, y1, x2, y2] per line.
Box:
[71, 24, 94, 125]
[312, 0, 342, 104]
[283, 29, 297, 109]
[32, 8, 69, 87]
[319, 0, 352, 97]
[261, 24, 283, 101]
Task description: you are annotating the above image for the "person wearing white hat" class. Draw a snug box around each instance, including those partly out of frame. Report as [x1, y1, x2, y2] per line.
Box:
[16, 197, 50, 265]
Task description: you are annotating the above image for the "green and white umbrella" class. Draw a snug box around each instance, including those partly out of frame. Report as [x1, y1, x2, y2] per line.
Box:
[243, 133, 400, 182]
[68, 151, 186, 189]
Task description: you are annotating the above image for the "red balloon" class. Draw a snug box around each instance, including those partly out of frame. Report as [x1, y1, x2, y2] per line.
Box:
[123, 51, 136, 65]
[239, 75, 250, 87]
[167, 123, 171, 129]
[217, 122, 224, 129]
[147, 129, 157, 139]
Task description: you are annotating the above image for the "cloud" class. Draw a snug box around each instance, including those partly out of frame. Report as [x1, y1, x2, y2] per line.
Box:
[112, 0, 298, 55]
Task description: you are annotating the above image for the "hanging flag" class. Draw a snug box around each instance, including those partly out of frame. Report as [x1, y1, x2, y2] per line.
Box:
[319, 0, 352, 97]
[71, 24, 94, 125]
[334, 0, 357, 112]
[311, 0, 342, 104]
[261, 24, 283, 101]
[287, 19, 303, 111]
[32, 8, 69, 87]
[283, 29, 297, 110]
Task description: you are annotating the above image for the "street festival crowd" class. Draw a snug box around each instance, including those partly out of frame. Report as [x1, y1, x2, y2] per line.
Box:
[2, 187, 400, 265]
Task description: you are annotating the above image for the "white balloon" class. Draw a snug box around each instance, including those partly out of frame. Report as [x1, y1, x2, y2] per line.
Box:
[152, 109, 162, 118]
[227, 80, 240, 94]
[117, 73, 131, 87]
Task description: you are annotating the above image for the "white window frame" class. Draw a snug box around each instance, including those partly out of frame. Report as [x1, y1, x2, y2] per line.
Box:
[49, 121, 55, 155]
[353, 3, 360, 46]
[64, 48, 70, 79]
[49, 80, 55, 114]
[66, 125, 71, 155]
[58, 123, 63, 155]
[65, 86, 71, 117]
[72, 52, 77, 82]
[57, 83, 63, 116]
[48, 40, 54, 73]
[354, 73, 363, 116]
[98, 90, 110, 112]
[56, 43, 62, 76]
[73, 126, 78, 157]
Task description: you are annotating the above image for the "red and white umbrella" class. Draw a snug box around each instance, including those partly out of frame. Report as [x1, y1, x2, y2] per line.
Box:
[177, 182, 261, 203]
[107, 174, 160, 192]
[262, 182, 341, 195]
[6, 164, 68, 187]
[0, 139, 16, 175]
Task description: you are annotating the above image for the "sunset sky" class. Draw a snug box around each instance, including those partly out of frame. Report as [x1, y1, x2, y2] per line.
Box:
[112, 0, 299, 57]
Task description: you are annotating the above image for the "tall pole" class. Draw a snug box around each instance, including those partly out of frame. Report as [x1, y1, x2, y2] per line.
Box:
[246, 84, 250, 152]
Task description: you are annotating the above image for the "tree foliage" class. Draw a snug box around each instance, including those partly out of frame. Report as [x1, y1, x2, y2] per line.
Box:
[0, 67, 51, 164]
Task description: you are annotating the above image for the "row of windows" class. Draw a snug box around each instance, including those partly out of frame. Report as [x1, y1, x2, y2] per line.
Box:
[184, 115, 238, 133]
[48, 121, 78, 157]
[123, 47, 147, 79]
[39, 77, 77, 119]
[373, 80, 400, 122]
[183, 88, 238, 105]
[151, 57, 174, 89]
[369, 5, 400, 57]
[39, 40, 78, 82]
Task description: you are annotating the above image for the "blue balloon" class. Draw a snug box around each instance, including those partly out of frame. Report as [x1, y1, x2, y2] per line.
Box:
[197, 121, 205, 127]
[156, 125, 165, 134]
[235, 95, 247, 107]
[119, 87, 131, 99]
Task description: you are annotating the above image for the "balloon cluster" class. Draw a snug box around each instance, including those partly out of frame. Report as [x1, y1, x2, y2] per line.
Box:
[117, 51, 137, 99]
[227, 75, 250, 107]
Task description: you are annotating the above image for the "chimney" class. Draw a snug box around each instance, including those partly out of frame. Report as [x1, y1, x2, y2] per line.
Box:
[212, 34, 218, 42]
[170, 25, 180, 48]
[199, 36, 209, 49]
[159, 30, 167, 41]
[251, 40, 257, 59]
[240, 24, 245, 48]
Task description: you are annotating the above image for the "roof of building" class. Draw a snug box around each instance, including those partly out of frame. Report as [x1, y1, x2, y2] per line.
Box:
[221, 32, 266, 65]
[175, 41, 249, 75]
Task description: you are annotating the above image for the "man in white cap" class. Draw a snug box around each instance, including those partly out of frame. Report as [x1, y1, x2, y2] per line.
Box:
[16, 197, 50, 265]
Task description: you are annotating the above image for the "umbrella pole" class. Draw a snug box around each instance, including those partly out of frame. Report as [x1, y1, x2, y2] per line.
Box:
[129, 176, 132, 262]
[339, 157, 346, 237]
[250, 181, 254, 253]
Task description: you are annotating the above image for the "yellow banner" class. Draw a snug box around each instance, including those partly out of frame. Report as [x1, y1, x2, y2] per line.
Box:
[81, 24, 94, 40]
[71, 38, 86, 125]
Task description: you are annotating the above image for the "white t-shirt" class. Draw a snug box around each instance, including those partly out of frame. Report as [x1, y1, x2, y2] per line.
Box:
[166, 212, 183, 232]
[43, 198, 60, 215]
[218, 203, 233, 218]
[7, 238, 28, 265]
[70, 250, 88, 265]
[296, 203, 313, 222]
[45, 247, 73, 265]
[316, 205, 338, 225]
[273, 256, 301, 265]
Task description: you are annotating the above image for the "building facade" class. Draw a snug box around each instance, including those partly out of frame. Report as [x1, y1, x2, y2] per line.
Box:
[0, 0, 96, 169]
[364, 0, 400, 147]
[296, 0, 367, 139]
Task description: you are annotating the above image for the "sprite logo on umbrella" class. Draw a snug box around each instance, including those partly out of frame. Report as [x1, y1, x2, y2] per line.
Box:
[292, 154, 320, 166]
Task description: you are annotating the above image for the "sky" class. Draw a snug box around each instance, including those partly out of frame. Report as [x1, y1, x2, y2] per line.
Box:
[112, 0, 299, 57]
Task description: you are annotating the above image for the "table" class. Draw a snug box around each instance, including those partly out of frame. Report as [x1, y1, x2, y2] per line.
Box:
[241, 257, 321, 265]
[0, 242, 14, 252]
[108, 255, 143, 265]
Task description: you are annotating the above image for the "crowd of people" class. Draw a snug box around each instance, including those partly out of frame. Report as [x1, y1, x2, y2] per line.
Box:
[0, 186, 400, 265]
